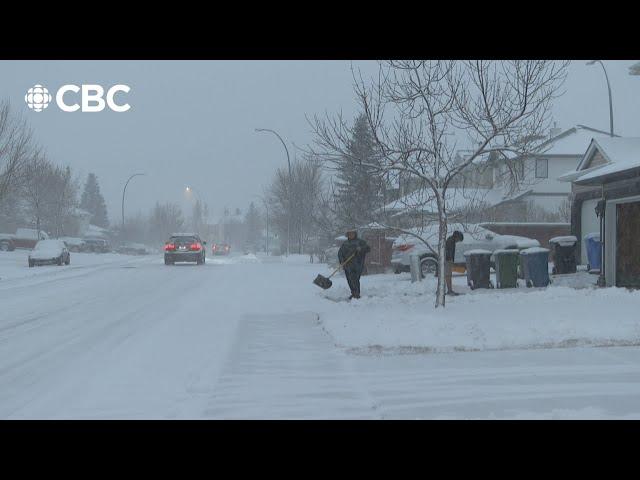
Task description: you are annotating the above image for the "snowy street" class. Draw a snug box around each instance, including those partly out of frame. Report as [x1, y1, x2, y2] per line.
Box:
[2, 251, 640, 419]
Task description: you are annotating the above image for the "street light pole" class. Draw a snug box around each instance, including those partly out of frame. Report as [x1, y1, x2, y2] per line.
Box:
[255, 128, 291, 256]
[122, 173, 145, 229]
[586, 60, 614, 137]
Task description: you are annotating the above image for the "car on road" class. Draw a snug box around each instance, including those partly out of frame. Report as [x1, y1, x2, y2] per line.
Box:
[0, 228, 49, 251]
[211, 243, 231, 256]
[164, 233, 206, 265]
[392, 224, 540, 278]
[29, 239, 71, 267]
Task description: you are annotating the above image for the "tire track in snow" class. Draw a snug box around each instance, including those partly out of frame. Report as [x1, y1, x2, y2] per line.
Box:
[191, 312, 381, 419]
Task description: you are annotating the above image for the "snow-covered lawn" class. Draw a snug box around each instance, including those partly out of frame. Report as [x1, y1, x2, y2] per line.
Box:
[316, 268, 640, 353]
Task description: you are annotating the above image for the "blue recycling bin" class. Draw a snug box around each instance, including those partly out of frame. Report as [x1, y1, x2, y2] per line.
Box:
[584, 232, 601, 273]
[520, 247, 550, 288]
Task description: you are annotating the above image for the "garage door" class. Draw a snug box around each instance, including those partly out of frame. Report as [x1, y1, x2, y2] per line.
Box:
[616, 201, 640, 288]
[581, 198, 600, 265]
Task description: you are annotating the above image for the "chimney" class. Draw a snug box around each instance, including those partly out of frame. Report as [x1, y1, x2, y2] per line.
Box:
[549, 122, 562, 139]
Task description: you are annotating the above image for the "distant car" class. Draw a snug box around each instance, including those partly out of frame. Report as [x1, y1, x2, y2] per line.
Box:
[58, 237, 87, 252]
[391, 224, 540, 278]
[0, 228, 49, 251]
[83, 237, 110, 253]
[164, 233, 206, 265]
[117, 242, 148, 255]
[29, 239, 70, 267]
[212, 243, 231, 256]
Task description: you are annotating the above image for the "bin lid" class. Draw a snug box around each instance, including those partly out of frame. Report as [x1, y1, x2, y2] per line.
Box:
[549, 235, 577, 246]
[463, 249, 492, 256]
[493, 249, 519, 255]
[584, 232, 600, 241]
[520, 247, 550, 255]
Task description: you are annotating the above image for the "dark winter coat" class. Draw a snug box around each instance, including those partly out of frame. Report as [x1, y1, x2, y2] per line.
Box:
[445, 235, 457, 262]
[338, 237, 371, 274]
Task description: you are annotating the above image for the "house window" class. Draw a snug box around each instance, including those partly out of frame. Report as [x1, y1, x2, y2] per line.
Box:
[535, 158, 548, 178]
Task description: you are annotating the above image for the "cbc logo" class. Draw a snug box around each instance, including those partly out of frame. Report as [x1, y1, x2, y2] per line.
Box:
[25, 84, 131, 113]
[25, 85, 53, 112]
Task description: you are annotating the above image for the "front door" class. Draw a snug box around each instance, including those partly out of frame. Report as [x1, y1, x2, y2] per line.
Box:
[616, 201, 640, 288]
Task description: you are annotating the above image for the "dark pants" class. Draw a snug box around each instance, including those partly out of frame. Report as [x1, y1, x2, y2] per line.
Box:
[345, 268, 361, 297]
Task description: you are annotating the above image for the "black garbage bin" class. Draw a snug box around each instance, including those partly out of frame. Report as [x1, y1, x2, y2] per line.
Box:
[549, 236, 577, 275]
[463, 249, 493, 290]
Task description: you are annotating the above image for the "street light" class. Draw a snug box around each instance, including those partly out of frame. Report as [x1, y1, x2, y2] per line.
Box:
[122, 173, 145, 229]
[185, 186, 207, 233]
[255, 127, 291, 256]
[586, 60, 614, 137]
[185, 185, 203, 203]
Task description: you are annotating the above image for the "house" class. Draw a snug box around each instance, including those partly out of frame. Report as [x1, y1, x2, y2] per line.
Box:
[488, 124, 616, 221]
[561, 137, 640, 287]
[385, 125, 614, 226]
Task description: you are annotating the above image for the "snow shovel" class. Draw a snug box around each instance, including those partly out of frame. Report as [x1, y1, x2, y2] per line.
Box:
[313, 252, 356, 290]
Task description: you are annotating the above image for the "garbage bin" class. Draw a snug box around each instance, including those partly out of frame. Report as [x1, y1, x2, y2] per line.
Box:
[494, 249, 519, 289]
[549, 236, 577, 275]
[583, 232, 601, 274]
[520, 247, 550, 288]
[463, 249, 493, 290]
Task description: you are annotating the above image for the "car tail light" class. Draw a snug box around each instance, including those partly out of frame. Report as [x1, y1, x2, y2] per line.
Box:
[164, 243, 176, 251]
[190, 243, 202, 251]
[396, 244, 414, 252]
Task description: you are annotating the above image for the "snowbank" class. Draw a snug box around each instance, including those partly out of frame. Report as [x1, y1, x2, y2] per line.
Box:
[317, 271, 640, 353]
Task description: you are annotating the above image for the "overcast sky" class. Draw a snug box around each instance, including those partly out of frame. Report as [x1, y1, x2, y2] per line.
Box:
[1, 60, 639, 223]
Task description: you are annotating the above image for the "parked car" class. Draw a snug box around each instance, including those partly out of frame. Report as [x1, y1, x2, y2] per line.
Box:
[164, 233, 206, 265]
[391, 224, 540, 278]
[211, 243, 231, 256]
[0, 228, 49, 251]
[83, 237, 110, 253]
[116, 242, 149, 255]
[58, 237, 87, 252]
[28, 239, 70, 267]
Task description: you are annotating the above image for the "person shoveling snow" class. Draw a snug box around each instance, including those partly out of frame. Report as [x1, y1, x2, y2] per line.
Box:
[313, 229, 370, 299]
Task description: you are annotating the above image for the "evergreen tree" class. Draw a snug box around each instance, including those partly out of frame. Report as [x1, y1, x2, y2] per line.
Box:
[80, 173, 109, 228]
[334, 114, 386, 232]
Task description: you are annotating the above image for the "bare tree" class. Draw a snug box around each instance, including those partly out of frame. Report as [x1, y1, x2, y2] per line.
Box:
[0, 101, 33, 207]
[22, 151, 53, 235]
[267, 156, 324, 254]
[311, 60, 568, 308]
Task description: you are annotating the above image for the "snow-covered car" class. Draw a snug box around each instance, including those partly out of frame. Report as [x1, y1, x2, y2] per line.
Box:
[116, 242, 149, 255]
[0, 228, 49, 251]
[28, 240, 70, 267]
[83, 237, 110, 253]
[58, 237, 87, 252]
[391, 224, 539, 277]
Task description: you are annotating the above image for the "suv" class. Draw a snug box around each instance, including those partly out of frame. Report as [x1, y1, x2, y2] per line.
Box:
[164, 233, 206, 265]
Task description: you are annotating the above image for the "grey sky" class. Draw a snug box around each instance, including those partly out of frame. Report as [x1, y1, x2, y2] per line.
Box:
[1, 60, 639, 224]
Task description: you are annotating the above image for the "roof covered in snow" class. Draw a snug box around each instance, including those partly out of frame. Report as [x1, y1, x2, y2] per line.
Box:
[536, 125, 615, 156]
[568, 137, 640, 185]
[380, 186, 521, 215]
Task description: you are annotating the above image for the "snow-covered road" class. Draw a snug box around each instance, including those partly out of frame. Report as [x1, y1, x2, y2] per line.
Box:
[2, 251, 640, 419]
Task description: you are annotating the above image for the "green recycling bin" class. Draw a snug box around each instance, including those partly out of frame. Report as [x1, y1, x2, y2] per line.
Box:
[494, 249, 519, 289]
